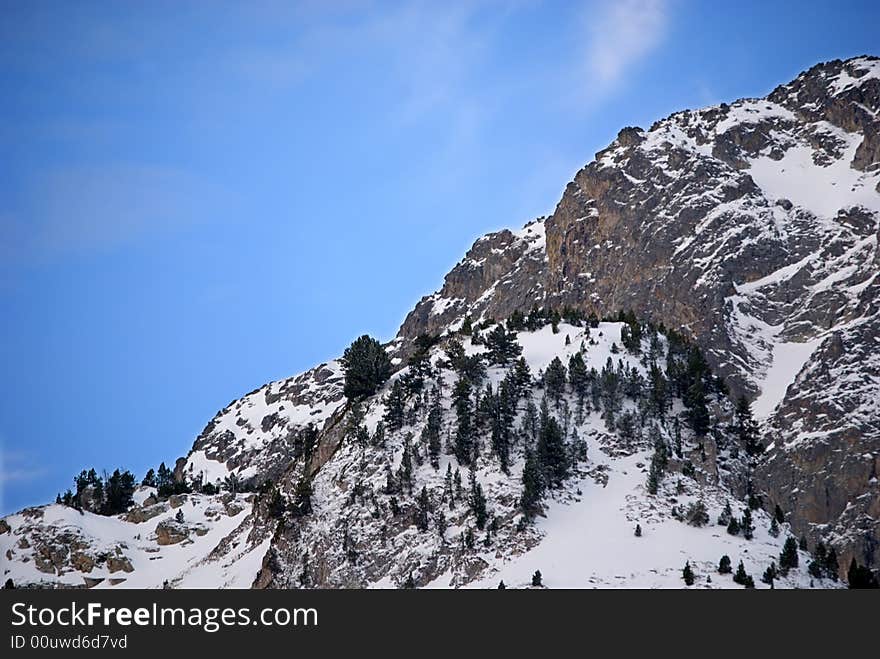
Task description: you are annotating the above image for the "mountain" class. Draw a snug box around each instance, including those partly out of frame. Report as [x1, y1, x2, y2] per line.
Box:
[2, 56, 878, 589]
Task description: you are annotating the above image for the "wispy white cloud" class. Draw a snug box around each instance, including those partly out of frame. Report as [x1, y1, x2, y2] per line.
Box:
[584, 0, 670, 94]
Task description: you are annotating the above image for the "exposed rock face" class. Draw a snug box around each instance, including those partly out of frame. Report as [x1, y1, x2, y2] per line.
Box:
[106, 556, 134, 573]
[123, 502, 168, 524]
[394, 55, 880, 573]
[155, 520, 189, 546]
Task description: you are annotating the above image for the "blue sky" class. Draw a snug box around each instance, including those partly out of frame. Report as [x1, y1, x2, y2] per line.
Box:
[1, 0, 878, 513]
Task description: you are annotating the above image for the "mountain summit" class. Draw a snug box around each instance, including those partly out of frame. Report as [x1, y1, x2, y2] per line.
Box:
[3, 56, 879, 589]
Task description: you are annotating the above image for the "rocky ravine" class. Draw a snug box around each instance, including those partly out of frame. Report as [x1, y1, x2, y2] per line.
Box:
[2, 56, 878, 587]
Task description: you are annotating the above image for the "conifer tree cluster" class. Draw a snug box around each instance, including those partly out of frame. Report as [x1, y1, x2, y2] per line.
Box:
[807, 541, 839, 581]
[732, 560, 755, 588]
[847, 559, 879, 589]
[322, 308, 760, 574]
[57, 467, 137, 516]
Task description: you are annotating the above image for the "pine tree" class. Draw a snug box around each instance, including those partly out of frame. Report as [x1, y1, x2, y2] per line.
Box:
[102, 469, 136, 515]
[773, 504, 785, 524]
[762, 562, 778, 589]
[504, 355, 527, 393]
[684, 378, 710, 436]
[686, 499, 709, 527]
[634, 523, 642, 537]
[621, 316, 643, 354]
[733, 561, 755, 588]
[682, 561, 695, 586]
[531, 570, 543, 587]
[823, 546, 839, 581]
[646, 435, 669, 495]
[779, 537, 799, 570]
[142, 469, 156, 488]
[434, 508, 447, 538]
[726, 516, 741, 536]
[485, 323, 522, 366]
[398, 436, 414, 493]
[537, 399, 568, 487]
[520, 449, 544, 518]
[648, 363, 669, 421]
[452, 376, 474, 466]
[383, 379, 407, 432]
[733, 396, 762, 456]
[341, 335, 392, 399]
[717, 501, 733, 526]
[568, 352, 589, 411]
[423, 395, 443, 470]
[468, 470, 488, 530]
[544, 357, 567, 406]
[497, 581, 506, 589]
[414, 487, 430, 532]
[769, 517, 780, 538]
[175, 509, 184, 524]
[718, 555, 732, 574]
[741, 508, 754, 540]
[847, 558, 879, 589]
[156, 462, 174, 494]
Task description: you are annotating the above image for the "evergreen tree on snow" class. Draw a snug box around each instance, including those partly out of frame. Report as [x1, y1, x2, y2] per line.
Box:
[779, 537, 799, 571]
[341, 334, 392, 399]
[423, 393, 443, 470]
[544, 357, 567, 406]
[383, 379, 407, 432]
[733, 396, 762, 456]
[740, 508, 754, 540]
[761, 562, 778, 589]
[733, 561, 755, 588]
[485, 323, 522, 366]
[520, 449, 544, 518]
[682, 561, 695, 586]
[468, 470, 488, 530]
[414, 487, 430, 532]
[452, 376, 475, 466]
[537, 399, 568, 488]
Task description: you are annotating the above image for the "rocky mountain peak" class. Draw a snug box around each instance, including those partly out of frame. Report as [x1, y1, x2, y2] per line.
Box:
[3, 56, 878, 589]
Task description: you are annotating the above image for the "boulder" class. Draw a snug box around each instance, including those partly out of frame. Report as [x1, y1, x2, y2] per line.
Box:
[155, 520, 188, 546]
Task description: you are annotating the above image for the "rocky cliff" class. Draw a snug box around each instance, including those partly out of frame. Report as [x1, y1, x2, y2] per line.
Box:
[398, 55, 880, 574]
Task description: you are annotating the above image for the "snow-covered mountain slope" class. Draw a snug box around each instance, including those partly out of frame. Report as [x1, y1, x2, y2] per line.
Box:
[0, 490, 261, 589]
[2, 56, 877, 588]
[397, 55, 880, 575]
[180, 361, 345, 488]
[219, 321, 840, 589]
